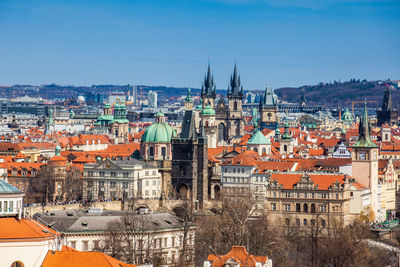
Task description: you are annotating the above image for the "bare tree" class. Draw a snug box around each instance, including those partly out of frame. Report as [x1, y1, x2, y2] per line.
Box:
[64, 166, 83, 202]
[27, 165, 56, 203]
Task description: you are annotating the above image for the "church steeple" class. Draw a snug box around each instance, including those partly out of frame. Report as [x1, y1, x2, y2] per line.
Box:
[201, 63, 216, 98]
[353, 100, 378, 148]
[201, 62, 216, 109]
[382, 85, 392, 112]
[228, 64, 243, 98]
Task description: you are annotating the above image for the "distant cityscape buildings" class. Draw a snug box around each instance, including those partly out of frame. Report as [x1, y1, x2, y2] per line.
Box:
[148, 90, 158, 109]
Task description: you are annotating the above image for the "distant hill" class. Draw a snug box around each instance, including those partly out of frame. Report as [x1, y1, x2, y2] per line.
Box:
[274, 80, 399, 108]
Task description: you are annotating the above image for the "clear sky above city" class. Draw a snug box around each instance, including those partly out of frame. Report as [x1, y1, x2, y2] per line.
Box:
[0, 0, 399, 89]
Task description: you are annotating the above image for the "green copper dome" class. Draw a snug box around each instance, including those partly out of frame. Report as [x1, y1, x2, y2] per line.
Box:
[155, 112, 165, 117]
[141, 122, 176, 143]
[248, 130, 270, 145]
[202, 104, 215, 116]
[341, 108, 354, 122]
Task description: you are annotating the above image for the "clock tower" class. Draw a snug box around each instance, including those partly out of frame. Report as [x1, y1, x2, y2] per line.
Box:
[351, 101, 380, 220]
[259, 86, 278, 130]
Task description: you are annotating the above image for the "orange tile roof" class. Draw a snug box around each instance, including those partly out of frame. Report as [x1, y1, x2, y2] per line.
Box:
[256, 161, 296, 172]
[42, 246, 136, 267]
[270, 173, 359, 190]
[223, 151, 260, 166]
[0, 217, 60, 241]
[207, 246, 267, 267]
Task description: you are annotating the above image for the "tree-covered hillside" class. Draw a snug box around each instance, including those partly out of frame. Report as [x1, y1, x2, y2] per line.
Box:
[275, 80, 399, 108]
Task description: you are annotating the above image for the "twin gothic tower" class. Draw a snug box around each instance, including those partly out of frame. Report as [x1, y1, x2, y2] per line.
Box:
[200, 63, 278, 145]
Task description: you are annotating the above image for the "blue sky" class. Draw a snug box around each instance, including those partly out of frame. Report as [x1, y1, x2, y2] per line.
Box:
[0, 0, 399, 89]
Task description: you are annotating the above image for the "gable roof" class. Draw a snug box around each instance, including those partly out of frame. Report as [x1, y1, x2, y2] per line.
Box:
[0, 217, 60, 241]
[42, 246, 136, 267]
[207, 246, 268, 267]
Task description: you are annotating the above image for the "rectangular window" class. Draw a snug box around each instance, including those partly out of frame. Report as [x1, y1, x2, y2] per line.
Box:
[336, 193, 339, 199]
[152, 170, 156, 175]
[70, 241, 76, 249]
[284, 204, 291, 211]
[322, 193, 327, 199]
[99, 171, 105, 177]
[311, 193, 315, 199]
[123, 172, 129, 178]
[145, 181, 149, 186]
[82, 241, 88, 251]
[271, 203, 277, 211]
[152, 190, 156, 196]
[123, 182, 128, 189]
[110, 182, 116, 188]
[87, 181, 93, 188]
[110, 171, 116, 177]
[145, 190, 149, 196]
[145, 171, 149, 176]
[99, 181, 104, 187]
[152, 180, 156, 186]
[93, 240, 99, 250]
[88, 171, 93, 176]
[350, 191, 354, 197]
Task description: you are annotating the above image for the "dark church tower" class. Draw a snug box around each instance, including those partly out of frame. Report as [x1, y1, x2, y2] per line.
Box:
[227, 64, 244, 138]
[171, 109, 208, 209]
[259, 86, 278, 130]
[201, 63, 216, 109]
[377, 85, 398, 126]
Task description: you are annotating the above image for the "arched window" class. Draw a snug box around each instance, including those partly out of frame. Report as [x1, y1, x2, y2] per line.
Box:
[161, 147, 166, 157]
[296, 203, 301, 212]
[296, 218, 300, 227]
[303, 203, 308, 213]
[311, 203, 316, 213]
[311, 219, 315, 226]
[283, 144, 288, 153]
[262, 148, 266, 155]
[234, 102, 238, 111]
[303, 219, 308, 226]
[321, 219, 326, 227]
[285, 218, 290, 226]
[11, 262, 25, 267]
[254, 148, 258, 153]
[149, 147, 154, 156]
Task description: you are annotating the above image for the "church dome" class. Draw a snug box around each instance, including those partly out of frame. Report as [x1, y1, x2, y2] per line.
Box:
[247, 130, 271, 145]
[202, 104, 215, 116]
[341, 108, 354, 121]
[141, 114, 176, 143]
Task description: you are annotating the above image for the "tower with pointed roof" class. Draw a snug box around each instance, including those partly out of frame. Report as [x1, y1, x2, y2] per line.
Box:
[226, 64, 244, 138]
[259, 85, 278, 130]
[351, 101, 380, 220]
[110, 100, 129, 143]
[171, 107, 208, 208]
[201, 63, 217, 109]
[377, 85, 398, 126]
[184, 88, 194, 111]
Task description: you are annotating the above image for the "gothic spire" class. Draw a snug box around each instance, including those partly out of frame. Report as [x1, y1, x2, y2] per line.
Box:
[202, 62, 216, 98]
[228, 63, 243, 98]
[353, 100, 378, 148]
[382, 85, 393, 111]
